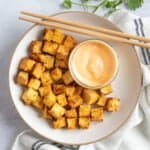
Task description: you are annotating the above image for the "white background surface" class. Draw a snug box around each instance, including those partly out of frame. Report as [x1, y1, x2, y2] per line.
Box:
[0, 0, 150, 149]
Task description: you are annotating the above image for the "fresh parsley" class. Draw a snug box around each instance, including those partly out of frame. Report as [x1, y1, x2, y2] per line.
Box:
[125, 0, 144, 10]
[63, 0, 144, 14]
[63, 0, 72, 9]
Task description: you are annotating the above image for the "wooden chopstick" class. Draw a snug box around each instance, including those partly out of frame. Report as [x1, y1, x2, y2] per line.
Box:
[19, 16, 150, 48]
[19, 11, 150, 48]
[21, 11, 150, 43]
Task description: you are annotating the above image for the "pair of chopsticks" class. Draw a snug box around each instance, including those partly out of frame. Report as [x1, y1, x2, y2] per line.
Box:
[19, 11, 150, 48]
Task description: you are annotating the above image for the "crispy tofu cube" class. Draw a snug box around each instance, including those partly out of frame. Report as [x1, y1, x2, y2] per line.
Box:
[42, 106, 52, 119]
[55, 58, 68, 69]
[62, 71, 73, 85]
[105, 98, 120, 112]
[56, 45, 69, 60]
[64, 35, 77, 51]
[39, 54, 55, 69]
[68, 95, 83, 108]
[52, 117, 66, 128]
[28, 78, 41, 90]
[32, 63, 45, 79]
[53, 84, 65, 95]
[16, 71, 29, 86]
[56, 93, 67, 106]
[39, 85, 51, 97]
[51, 68, 62, 81]
[30, 40, 42, 53]
[97, 95, 107, 107]
[75, 86, 83, 95]
[52, 29, 65, 44]
[79, 105, 91, 117]
[49, 103, 66, 119]
[65, 109, 77, 118]
[67, 118, 77, 129]
[91, 107, 104, 121]
[43, 29, 53, 41]
[82, 89, 99, 104]
[43, 91, 56, 108]
[79, 117, 90, 128]
[32, 97, 43, 110]
[30, 53, 40, 61]
[100, 84, 112, 95]
[19, 58, 35, 72]
[21, 88, 39, 105]
[65, 86, 75, 96]
[41, 71, 52, 86]
[42, 41, 58, 55]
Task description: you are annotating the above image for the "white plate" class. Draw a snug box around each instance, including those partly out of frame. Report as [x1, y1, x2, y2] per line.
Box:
[9, 11, 142, 145]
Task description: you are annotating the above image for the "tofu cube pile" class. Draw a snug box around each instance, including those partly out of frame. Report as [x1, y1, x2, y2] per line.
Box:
[15, 28, 120, 129]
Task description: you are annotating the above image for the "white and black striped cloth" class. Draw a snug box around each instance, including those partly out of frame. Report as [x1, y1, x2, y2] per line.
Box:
[134, 18, 150, 65]
[12, 10, 150, 150]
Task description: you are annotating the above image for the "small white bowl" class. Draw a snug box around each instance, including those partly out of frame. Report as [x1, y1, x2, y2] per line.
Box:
[69, 39, 119, 89]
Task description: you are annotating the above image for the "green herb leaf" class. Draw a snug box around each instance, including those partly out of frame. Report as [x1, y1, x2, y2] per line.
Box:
[105, 0, 123, 9]
[62, 0, 144, 15]
[125, 0, 144, 10]
[63, 0, 72, 9]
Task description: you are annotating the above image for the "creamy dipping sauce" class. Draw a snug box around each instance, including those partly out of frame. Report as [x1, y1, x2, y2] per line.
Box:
[69, 40, 118, 88]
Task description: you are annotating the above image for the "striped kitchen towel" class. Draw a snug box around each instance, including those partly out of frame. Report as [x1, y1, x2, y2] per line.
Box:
[12, 10, 150, 150]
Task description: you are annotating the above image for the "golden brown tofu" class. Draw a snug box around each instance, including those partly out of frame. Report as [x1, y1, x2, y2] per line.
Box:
[43, 29, 53, 41]
[75, 86, 83, 95]
[28, 78, 41, 90]
[53, 84, 65, 95]
[52, 29, 65, 44]
[56, 45, 69, 60]
[39, 54, 55, 69]
[41, 71, 52, 86]
[16, 71, 29, 86]
[51, 68, 62, 81]
[39, 85, 51, 97]
[79, 117, 90, 128]
[32, 63, 45, 79]
[43, 91, 56, 108]
[97, 95, 107, 107]
[32, 97, 43, 110]
[30, 40, 42, 53]
[53, 117, 66, 128]
[21, 88, 39, 105]
[68, 95, 83, 108]
[91, 107, 104, 121]
[67, 118, 77, 129]
[82, 89, 99, 104]
[42, 106, 52, 119]
[79, 105, 91, 117]
[65, 86, 75, 96]
[65, 109, 77, 118]
[56, 93, 67, 106]
[105, 98, 120, 112]
[42, 41, 58, 55]
[55, 58, 68, 69]
[15, 28, 123, 130]
[49, 103, 66, 119]
[100, 84, 112, 95]
[19, 58, 35, 72]
[64, 35, 77, 51]
[30, 53, 40, 61]
[62, 71, 73, 85]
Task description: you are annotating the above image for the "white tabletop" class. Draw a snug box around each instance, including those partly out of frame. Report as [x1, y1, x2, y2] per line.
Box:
[0, 0, 150, 149]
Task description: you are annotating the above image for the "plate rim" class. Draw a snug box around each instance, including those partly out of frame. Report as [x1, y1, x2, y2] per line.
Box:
[9, 11, 143, 145]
